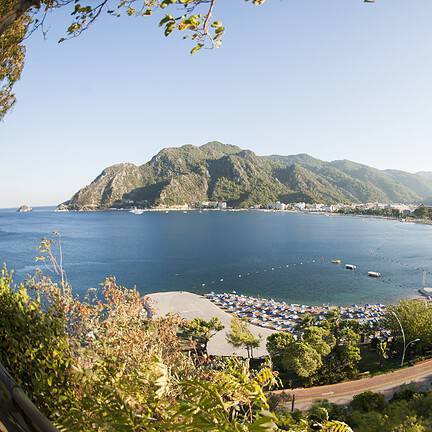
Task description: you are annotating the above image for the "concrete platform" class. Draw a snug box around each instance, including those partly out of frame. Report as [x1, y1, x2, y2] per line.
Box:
[147, 291, 275, 357]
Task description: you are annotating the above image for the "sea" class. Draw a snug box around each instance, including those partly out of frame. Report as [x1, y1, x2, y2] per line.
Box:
[0, 207, 431, 306]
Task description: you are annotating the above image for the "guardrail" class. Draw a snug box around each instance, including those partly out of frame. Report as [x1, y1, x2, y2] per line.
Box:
[0, 364, 58, 432]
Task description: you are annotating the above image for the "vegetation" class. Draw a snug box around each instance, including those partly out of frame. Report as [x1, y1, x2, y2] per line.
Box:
[61, 142, 432, 210]
[384, 300, 432, 352]
[413, 205, 432, 220]
[181, 316, 224, 355]
[294, 387, 432, 432]
[267, 316, 361, 387]
[0, 237, 357, 431]
[226, 316, 262, 358]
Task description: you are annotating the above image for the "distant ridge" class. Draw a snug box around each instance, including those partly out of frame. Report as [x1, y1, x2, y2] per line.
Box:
[61, 141, 432, 210]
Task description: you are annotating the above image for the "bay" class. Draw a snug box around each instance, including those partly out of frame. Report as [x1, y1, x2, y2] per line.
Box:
[0, 207, 431, 306]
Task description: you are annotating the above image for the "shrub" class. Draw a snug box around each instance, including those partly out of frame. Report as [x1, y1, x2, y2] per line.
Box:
[349, 391, 386, 413]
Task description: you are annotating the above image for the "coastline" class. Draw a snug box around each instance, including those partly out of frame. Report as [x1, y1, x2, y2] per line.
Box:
[149, 291, 430, 341]
[52, 206, 432, 227]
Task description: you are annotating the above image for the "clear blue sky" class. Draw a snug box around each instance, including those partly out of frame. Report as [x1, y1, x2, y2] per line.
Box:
[1, 0, 432, 207]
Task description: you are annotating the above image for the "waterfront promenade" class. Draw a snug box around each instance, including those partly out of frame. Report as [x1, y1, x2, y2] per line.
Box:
[275, 359, 432, 410]
[148, 291, 275, 357]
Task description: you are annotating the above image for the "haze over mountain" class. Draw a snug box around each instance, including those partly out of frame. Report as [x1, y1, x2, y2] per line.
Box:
[61, 142, 432, 210]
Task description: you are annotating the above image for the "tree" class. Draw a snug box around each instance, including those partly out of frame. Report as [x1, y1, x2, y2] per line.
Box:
[298, 313, 315, 329]
[282, 341, 323, 378]
[384, 300, 432, 347]
[266, 331, 295, 360]
[350, 391, 386, 413]
[226, 316, 261, 358]
[181, 316, 224, 355]
[377, 340, 389, 368]
[303, 326, 336, 357]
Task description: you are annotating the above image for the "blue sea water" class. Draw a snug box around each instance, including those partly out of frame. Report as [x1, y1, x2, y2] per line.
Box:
[0, 207, 431, 306]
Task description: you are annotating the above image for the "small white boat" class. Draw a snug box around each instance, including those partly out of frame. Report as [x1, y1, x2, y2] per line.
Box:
[332, 259, 342, 264]
[368, 271, 381, 278]
[345, 264, 357, 271]
[130, 208, 145, 215]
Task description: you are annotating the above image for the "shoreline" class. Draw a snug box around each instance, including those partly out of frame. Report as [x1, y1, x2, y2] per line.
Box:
[52, 206, 432, 227]
[149, 290, 430, 336]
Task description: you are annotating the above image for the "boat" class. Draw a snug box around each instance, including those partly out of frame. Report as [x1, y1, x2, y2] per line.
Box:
[368, 271, 381, 278]
[130, 208, 145, 215]
[331, 259, 342, 264]
[345, 264, 357, 271]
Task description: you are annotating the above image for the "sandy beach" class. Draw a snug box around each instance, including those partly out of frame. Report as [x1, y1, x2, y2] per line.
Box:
[148, 291, 275, 357]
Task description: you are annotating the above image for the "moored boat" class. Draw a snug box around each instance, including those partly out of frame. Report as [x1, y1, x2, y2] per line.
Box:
[368, 271, 381, 278]
[331, 259, 342, 264]
[345, 264, 357, 271]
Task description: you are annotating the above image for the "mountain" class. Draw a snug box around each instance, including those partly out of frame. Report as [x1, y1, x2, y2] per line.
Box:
[61, 142, 432, 210]
[417, 171, 432, 181]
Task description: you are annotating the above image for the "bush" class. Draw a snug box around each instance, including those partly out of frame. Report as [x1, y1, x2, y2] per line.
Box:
[349, 391, 386, 413]
[0, 268, 73, 417]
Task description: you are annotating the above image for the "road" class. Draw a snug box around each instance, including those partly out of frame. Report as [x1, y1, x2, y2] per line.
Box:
[273, 359, 432, 410]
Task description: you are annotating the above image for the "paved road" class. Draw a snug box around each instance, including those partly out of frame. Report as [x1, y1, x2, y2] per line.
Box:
[274, 359, 432, 410]
[148, 291, 275, 357]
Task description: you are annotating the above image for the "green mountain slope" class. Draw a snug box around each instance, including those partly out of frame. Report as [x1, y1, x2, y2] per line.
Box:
[61, 142, 432, 210]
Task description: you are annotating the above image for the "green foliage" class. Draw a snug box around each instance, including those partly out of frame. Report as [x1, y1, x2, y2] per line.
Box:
[376, 340, 389, 367]
[0, 267, 73, 417]
[168, 359, 279, 431]
[349, 391, 386, 413]
[344, 388, 432, 432]
[413, 205, 432, 219]
[303, 326, 336, 357]
[0, 9, 29, 118]
[282, 341, 323, 378]
[266, 332, 295, 360]
[267, 320, 361, 387]
[384, 300, 432, 347]
[181, 316, 224, 354]
[226, 316, 262, 358]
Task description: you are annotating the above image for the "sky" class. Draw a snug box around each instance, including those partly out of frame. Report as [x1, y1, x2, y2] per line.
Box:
[1, 0, 432, 207]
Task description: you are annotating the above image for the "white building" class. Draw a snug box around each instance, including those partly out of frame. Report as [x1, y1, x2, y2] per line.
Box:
[267, 201, 286, 210]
